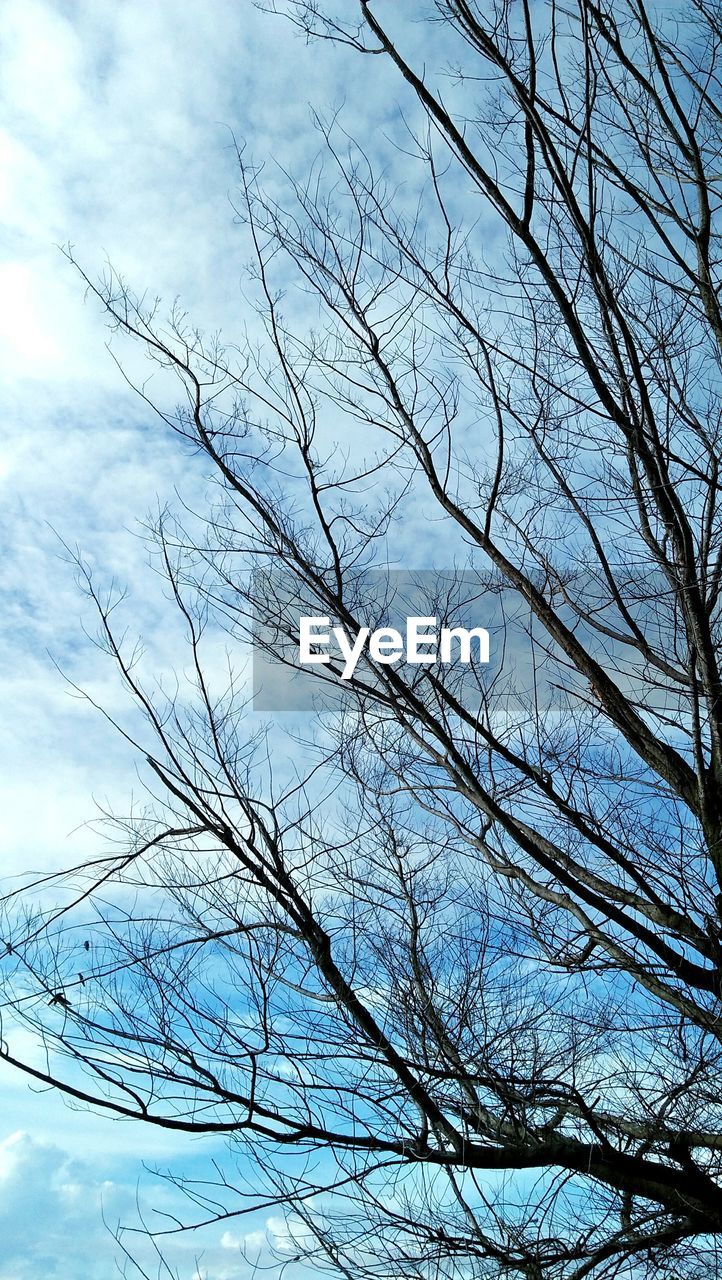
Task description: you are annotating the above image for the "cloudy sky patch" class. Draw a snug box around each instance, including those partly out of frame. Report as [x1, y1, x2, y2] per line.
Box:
[0, 1, 397, 1273]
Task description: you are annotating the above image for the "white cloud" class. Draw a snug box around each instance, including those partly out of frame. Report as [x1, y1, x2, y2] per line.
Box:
[0, 1128, 266, 1279]
[0, 2, 412, 1275]
[0, 1130, 124, 1278]
[0, 0, 399, 882]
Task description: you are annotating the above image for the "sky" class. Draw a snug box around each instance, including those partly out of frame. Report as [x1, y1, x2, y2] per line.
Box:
[2, 3, 697, 1276]
[0, 1, 412, 1275]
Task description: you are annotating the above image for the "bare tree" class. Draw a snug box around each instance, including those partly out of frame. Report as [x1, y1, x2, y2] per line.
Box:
[4, 2, 722, 1276]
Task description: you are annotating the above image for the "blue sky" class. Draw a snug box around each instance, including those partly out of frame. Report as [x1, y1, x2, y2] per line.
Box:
[0, 1, 414, 1274]
[3, 4, 705, 1275]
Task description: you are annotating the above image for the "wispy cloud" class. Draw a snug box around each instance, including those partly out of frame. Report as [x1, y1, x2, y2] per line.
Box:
[0, 1, 397, 1273]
